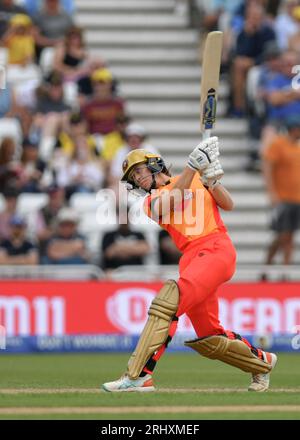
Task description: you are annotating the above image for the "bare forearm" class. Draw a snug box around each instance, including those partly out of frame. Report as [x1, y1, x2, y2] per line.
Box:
[106, 241, 150, 259]
[35, 33, 58, 47]
[0, 253, 38, 265]
[268, 90, 300, 106]
[126, 242, 150, 257]
[48, 243, 80, 260]
[171, 166, 196, 194]
[104, 243, 121, 259]
[262, 161, 278, 202]
[209, 183, 234, 211]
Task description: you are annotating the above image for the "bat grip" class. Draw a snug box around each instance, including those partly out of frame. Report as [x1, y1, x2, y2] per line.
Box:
[203, 129, 211, 140]
[199, 129, 212, 181]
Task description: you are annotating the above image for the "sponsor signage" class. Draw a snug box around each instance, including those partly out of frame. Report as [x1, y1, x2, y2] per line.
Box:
[0, 281, 299, 352]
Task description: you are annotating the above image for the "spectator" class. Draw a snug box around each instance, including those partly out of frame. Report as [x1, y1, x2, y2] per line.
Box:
[231, 3, 276, 116]
[81, 68, 126, 135]
[0, 214, 38, 265]
[288, 5, 300, 54]
[30, 70, 70, 142]
[0, 0, 29, 37]
[38, 184, 65, 230]
[245, 41, 282, 171]
[275, 0, 300, 51]
[33, 0, 74, 59]
[0, 186, 19, 240]
[0, 137, 22, 193]
[19, 137, 47, 192]
[77, 60, 112, 106]
[158, 229, 181, 265]
[0, 85, 13, 118]
[53, 26, 99, 83]
[109, 123, 159, 183]
[256, 42, 282, 110]
[2, 13, 35, 65]
[45, 207, 89, 264]
[101, 207, 150, 273]
[220, 0, 279, 69]
[261, 51, 300, 151]
[3, 14, 41, 111]
[0, 84, 32, 137]
[55, 111, 100, 160]
[35, 184, 65, 258]
[262, 116, 300, 266]
[100, 114, 131, 162]
[23, 0, 75, 17]
[201, 0, 244, 32]
[55, 134, 105, 199]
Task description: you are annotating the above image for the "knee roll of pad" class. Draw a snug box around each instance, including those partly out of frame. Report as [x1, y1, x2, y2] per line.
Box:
[127, 280, 179, 379]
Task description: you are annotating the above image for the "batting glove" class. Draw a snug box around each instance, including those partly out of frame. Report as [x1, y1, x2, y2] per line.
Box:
[187, 136, 220, 172]
[201, 158, 224, 187]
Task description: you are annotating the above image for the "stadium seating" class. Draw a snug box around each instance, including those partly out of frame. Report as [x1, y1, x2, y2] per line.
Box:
[17, 193, 48, 216]
[74, 0, 300, 273]
[0, 118, 23, 145]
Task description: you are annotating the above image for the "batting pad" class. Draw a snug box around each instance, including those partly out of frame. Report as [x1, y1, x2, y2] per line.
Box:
[185, 335, 272, 375]
[127, 280, 179, 379]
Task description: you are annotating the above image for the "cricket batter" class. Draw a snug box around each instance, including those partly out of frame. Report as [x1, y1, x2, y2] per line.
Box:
[102, 137, 277, 392]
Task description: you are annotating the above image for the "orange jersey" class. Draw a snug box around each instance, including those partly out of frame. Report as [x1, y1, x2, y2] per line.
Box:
[144, 174, 227, 252]
[262, 135, 300, 203]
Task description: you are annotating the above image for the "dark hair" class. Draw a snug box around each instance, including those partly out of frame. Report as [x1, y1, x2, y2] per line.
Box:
[0, 137, 16, 165]
[22, 137, 38, 148]
[70, 112, 85, 125]
[45, 70, 63, 86]
[116, 114, 131, 124]
[285, 115, 300, 130]
[262, 41, 281, 61]
[65, 26, 84, 49]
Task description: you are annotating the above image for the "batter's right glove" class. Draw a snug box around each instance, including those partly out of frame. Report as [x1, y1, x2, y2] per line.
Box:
[187, 136, 220, 172]
[201, 158, 224, 187]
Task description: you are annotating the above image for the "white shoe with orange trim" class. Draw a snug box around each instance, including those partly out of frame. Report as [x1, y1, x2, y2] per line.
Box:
[102, 374, 155, 393]
[248, 352, 277, 392]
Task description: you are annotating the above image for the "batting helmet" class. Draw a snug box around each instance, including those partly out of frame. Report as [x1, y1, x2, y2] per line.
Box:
[121, 149, 167, 187]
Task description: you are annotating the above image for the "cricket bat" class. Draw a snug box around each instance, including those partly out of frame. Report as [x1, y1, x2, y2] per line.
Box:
[199, 31, 223, 140]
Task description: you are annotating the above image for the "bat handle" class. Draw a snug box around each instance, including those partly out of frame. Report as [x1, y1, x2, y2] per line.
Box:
[203, 129, 212, 140]
[199, 129, 212, 181]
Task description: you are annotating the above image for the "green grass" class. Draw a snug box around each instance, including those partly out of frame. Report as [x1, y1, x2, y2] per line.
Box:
[1, 413, 300, 420]
[0, 352, 299, 420]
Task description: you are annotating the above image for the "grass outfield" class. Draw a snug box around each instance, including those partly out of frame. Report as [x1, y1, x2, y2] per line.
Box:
[0, 352, 299, 420]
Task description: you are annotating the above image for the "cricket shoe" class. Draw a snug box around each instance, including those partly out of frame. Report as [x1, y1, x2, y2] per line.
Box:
[102, 374, 155, 393]
[248, 352, 277, 392]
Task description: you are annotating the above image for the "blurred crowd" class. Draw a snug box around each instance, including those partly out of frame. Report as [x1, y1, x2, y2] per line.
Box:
[0, 0, 300, 271]
[0, 0, 167, 272]
[198, 0, 300, 268]
[199, 0, 300, 152]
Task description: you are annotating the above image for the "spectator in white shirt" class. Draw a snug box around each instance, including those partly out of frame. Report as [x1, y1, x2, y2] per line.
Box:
[275, 0, 300, 50]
